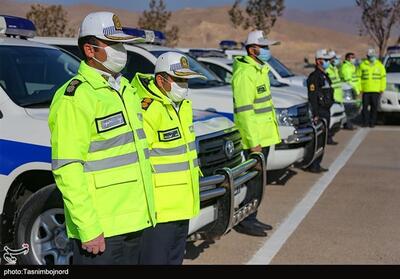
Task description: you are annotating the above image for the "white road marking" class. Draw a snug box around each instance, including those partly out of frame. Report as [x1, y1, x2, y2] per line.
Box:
[247, 129, 369, 265]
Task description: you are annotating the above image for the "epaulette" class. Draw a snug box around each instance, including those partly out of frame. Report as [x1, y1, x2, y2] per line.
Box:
[141, 98, 154, 111]
[64, 79, 82, 96]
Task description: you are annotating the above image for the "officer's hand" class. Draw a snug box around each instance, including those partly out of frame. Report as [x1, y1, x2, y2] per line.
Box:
[82, 233, 105, 255]
[250, 145, 262, 153]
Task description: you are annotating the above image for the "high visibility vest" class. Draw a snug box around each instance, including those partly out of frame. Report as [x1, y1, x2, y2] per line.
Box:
[232, 55, 281, 150]
[49, 61, 156, 242]
[326, 65, 344, 103]
[131, 73, 200, 223]
[340, 60, 361, 95]
[358, 59, 387, 93]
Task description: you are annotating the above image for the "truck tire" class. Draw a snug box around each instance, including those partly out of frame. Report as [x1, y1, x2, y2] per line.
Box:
[13, 184, 72, 265]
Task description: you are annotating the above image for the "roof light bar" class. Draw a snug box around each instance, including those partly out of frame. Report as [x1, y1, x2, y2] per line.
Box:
[0, 15, 36, 38]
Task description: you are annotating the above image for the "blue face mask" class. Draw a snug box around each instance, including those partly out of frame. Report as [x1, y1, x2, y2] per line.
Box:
[368, 56, 377, 63]
[333, 58, 340, 66]
[322, 60, 330, 70]
[257, 47, 271, 63]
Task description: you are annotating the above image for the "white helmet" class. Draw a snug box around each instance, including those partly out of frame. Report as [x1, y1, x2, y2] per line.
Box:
[79, 12, 143, 43]
[315, 49, 334, 59]
[367, 48, 377, 57]
[155, 52, 205, 79]
[245, 30, 279, 47]
[327, 50, 341, 59]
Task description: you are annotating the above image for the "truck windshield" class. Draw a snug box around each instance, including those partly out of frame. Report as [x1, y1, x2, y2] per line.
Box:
[268, 56, 295, 78]
[151, 50, 227, 88]
[0, 46, 79, 108]
[385, 57, 400, 73]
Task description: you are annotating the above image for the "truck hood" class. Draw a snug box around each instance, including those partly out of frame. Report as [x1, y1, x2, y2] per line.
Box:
[386, 73, 399, 83]
[282, 75, 307, 87]
[271, 89, 307, 109]
[24, 108, 49, 121]
[272, 84, 308, 101]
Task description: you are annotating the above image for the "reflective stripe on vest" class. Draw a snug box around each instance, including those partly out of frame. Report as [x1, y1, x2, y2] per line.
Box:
[52, 159, 84, 170]
[255, 107, 273, 114]
[136, 128, 146, 140]
[153, 161, 190, 173]
[83, 152, 138, 172]
[149, 141, 196, 157]
[254, 95, 272, 104]
[89, 132, 134, 153]
[234, 105, 254, 113]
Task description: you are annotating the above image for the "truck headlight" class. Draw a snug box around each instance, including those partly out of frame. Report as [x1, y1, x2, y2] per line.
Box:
[386, 83, 400, 93]
[276, 108, 294, 126]
[343, 89, 354, 101]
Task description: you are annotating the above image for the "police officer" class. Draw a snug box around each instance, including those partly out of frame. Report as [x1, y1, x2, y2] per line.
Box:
[340, 52, 362, 130]
[48, 12, 156, 265]
[358, 48, 386, 128]
[231, 30, 281, 237]
[305, 49, 334, 173]
[131, 52, 203, 264]
[326, 50, 344, 140]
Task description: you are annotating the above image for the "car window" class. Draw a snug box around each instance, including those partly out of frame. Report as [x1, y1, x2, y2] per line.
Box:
[0, 45, 79, 107]
[56, 45, 84, 60]
[204, 62, 233, 84]
[122, 52, 155, 81]
[151, 50, 226, 88]
[385, 57, 400, 73]
[268, 56, 295, 78]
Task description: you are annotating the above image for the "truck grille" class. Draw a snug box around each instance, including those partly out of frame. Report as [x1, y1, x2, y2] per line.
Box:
[291, 103, 311, 128]
[197, 129, 243, 176]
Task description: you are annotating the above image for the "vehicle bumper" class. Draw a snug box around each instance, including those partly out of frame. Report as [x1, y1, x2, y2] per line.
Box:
[188, 152, 266, 240]
[343, 101, 361, 119]
[379, 91, 400, 112]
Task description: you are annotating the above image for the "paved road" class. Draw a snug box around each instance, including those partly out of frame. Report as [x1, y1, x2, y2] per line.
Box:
[184, 126, 400, 264]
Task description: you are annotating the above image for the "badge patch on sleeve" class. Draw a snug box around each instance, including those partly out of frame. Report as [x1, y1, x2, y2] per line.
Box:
[309, 84, 315, 92]
[257, 85, 267, 94]
[96, 112, 126, 133]
[158, 127, 181, 142]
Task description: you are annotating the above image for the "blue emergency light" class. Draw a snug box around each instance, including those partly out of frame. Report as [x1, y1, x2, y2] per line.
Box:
[219, 40, 238, 50]
[188, 49, 225, 58]
[122, 27, 166, 45]
[0, 15, 36, 38]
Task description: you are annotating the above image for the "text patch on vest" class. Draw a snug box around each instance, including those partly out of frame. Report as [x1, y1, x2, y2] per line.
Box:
[158, 127, 181, 142]
[257, 85, 266, 94]
[96, 112, 126, 133]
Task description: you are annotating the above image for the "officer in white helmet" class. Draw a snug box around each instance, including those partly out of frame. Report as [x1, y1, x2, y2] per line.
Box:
[49, 12, 156, 265]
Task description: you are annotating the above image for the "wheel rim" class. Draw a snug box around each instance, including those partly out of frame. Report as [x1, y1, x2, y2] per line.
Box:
[30, 208, 72, 265]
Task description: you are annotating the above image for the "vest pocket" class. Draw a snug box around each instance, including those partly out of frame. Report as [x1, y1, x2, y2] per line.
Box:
[93, 165, 138, 189]
[154, 171, 189, 188]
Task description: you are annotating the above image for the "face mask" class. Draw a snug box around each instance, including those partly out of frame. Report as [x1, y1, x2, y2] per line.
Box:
[91, 43, 127, 73]
[368, 56, 377, 63]
[322, 60, 330, 70]
[257, 47, 271, 63]
[166, 81, 189, 102]
[333, 58, 340, 66]
[350, 58, 356, 65]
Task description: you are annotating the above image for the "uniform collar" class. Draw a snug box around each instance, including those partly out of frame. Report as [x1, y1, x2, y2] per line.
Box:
[243, 55, 270, 71]
[78, 61, 112, 89]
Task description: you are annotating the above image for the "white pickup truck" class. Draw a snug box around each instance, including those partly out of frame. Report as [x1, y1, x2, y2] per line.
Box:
[381, 49, 400, 115]
[1, 17, 265, 265]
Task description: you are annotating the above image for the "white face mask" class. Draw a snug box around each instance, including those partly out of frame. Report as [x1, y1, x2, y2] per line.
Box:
[166, 82, 188, 103]
[91, 43, 127, 73]
[350, 58, 356, 65]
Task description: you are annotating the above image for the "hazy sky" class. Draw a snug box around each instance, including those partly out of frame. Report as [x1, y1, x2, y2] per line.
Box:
[15, 0, 355, 11]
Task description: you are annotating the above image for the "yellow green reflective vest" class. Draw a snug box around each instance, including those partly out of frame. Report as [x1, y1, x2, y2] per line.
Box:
[358, 59, 387, 93]
[326, 64, 344, 103]
[48, 61, 156, 242]
[340, 60, 361, 95]
[232, 55, 281, 150]
[131, 73, 200, 223]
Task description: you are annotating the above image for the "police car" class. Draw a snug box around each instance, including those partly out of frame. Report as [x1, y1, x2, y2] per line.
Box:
[1, 16, 265, 265]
